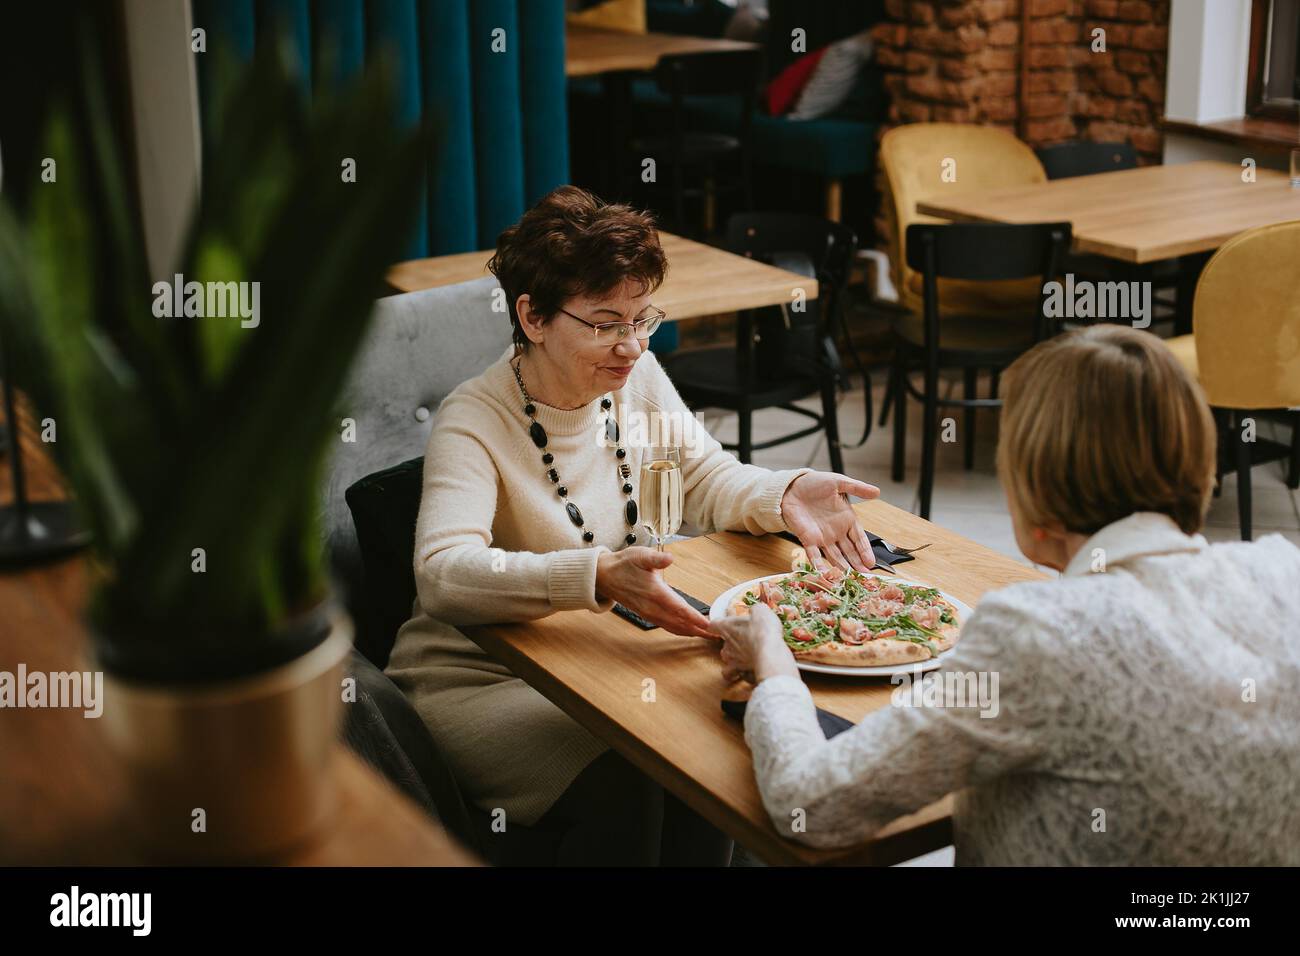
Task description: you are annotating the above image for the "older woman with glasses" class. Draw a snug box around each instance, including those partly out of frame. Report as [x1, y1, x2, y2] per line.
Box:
[386, 186, 879, 865]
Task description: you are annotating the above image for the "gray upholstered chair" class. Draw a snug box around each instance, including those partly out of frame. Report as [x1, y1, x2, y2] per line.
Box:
[322, 279, 692, 863]
[322, 276, 516, 857]
[323, 276, 512, 665]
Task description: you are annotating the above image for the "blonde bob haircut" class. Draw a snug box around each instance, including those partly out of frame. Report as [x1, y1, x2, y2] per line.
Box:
[996, 325, 1217, 536]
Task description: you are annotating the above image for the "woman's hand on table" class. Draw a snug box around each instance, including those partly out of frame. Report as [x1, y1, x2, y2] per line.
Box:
[713, 604, 799, 685]
[780, 472, 881, 573]
[595, 547, 716, 639]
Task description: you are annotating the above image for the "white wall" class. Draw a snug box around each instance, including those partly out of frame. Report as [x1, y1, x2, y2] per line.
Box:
[1164, 0, 1252, 125]
[1161, 0, 1291, 167]
[122, 0, 202, 279]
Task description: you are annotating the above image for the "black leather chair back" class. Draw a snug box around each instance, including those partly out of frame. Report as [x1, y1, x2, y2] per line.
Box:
[344, 456, 424, 669]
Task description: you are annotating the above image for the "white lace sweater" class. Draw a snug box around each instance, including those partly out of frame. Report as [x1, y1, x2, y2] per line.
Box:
[743, 513, 1300, 865]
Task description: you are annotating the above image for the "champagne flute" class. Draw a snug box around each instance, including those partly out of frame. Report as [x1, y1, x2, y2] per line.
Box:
[639, 445, 683, 553]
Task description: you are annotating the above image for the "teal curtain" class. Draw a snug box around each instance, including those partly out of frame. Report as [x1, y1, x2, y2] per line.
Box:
[420, 0, 476, 254]
[313, 0, 365, 92]
[518, 0, 569, 210]
[192, 0, 569, 257]
[469, 0, 524, 250]
[368, 0, 428, 259]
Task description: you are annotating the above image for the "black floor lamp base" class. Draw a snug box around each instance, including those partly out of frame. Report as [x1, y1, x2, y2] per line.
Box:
[0, 501, 91, 565]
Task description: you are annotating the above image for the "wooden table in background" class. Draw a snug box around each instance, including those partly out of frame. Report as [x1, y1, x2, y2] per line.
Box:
[386, 231, 818, 319]
[565, 25, 758, 77]
[0, 402, 475, 866]
[466, 501, 1046, 866]
[916, 159, 1300, 264]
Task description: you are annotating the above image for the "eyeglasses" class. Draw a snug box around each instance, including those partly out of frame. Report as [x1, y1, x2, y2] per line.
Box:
[558, 306, 666, 345]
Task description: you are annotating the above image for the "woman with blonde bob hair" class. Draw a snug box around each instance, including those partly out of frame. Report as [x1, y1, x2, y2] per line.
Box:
[715, 325, 1300, 865]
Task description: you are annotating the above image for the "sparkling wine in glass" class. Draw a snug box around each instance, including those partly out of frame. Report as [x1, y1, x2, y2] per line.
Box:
[639, 446, 683, 552]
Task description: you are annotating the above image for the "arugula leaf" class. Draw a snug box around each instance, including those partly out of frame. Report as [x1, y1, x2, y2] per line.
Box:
[888, 614, 942, 656]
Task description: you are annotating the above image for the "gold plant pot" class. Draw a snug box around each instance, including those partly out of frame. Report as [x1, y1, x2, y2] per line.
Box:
[100, 609, 353, 863]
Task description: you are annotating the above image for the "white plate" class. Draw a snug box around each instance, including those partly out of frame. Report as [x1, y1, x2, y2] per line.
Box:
[709, 572, 973, 678]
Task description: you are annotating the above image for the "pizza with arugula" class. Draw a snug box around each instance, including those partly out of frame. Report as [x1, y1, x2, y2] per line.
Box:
[728, 555, 962, 666]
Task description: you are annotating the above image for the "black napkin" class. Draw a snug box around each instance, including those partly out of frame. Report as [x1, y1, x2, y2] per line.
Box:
[612, 587, 719, 631]
[774, 529, 913, 571]
[721, 698, 855, 739]
[671, 586, 711, 614]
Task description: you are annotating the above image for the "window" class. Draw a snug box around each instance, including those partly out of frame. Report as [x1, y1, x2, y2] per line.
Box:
[1247, 0, 1300, 118]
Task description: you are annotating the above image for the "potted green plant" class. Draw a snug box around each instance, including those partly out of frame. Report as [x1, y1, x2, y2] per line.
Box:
[0, 48, 428, 861]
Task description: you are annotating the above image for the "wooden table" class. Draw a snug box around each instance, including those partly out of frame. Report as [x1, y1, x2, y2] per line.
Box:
[564, 26, 763, 225]
[566, 25, 758, 78]
[0, 402, 476, 866]
[386, 231, 818, 320]
[916, 159, 1300, 264]
[466, 500, 1046, 866]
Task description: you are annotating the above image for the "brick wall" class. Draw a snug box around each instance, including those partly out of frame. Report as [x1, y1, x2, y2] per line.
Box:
[870, 0, 1170, 240]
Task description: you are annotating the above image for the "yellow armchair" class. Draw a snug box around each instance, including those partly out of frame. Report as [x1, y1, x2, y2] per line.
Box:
[1167, 219, 1300, 410]
[880, 123, 1046, 325]
[1166, 219, 1300, 538]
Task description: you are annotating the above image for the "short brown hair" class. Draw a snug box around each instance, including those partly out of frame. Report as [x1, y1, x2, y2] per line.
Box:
[996, 325, 1217, 536]
[487, 186, 667, 350]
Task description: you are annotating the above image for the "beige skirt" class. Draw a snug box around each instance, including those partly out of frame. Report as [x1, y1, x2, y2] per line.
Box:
[384, 609, 608, 827]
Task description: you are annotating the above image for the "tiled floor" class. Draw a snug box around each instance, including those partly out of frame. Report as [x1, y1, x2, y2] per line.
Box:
[702, 372, 1298, 868]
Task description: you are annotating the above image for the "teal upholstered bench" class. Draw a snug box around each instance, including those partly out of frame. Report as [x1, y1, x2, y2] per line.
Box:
[687, 96, 878, 182]
[572, 72, 882, 222]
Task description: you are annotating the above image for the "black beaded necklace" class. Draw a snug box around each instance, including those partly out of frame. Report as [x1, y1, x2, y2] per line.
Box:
[512, 356, 638, 547]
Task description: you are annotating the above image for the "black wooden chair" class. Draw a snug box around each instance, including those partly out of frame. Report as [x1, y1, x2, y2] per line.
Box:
[896, 221, 1071, 519]
[660, 212, 857, 473]
[629, 49, 763, 237]
[1035, 140, 1181, 329]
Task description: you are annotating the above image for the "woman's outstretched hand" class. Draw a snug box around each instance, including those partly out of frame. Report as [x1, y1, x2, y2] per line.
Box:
[780, 472, 881, 573]
[595, 547, 716, 639]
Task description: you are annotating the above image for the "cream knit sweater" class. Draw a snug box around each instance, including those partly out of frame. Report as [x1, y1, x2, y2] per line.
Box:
[386, 345, 811, 825]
